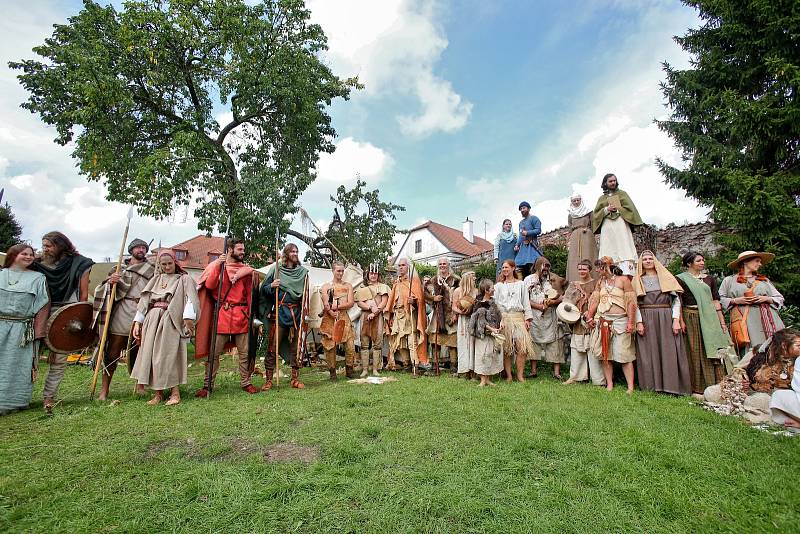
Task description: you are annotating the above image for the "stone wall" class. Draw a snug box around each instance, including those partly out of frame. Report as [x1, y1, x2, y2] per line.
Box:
[457, 220, 725, 269]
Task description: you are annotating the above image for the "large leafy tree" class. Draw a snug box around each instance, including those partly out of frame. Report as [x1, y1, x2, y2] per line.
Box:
[292, 179, 405, 270]
[657, 0, 800, 300]
[0, 202, 24, 251]
[10, 0, 358, 255]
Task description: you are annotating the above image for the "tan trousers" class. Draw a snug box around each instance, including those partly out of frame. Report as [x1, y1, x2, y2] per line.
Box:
[42, 351, 68, 401]
[325, 338, 356, 370]
[569, 347, 606, 385]
[204, 333, 252, 388]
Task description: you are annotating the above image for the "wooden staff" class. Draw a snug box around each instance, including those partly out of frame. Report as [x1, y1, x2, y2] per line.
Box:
[274, 226, 281, 386]
[295, 273, 309, 367]
[90, 206, 133, 399]
[206, 214, 231, 397]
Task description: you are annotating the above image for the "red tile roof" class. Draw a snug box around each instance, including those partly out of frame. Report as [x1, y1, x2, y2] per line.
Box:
[152, 235, 223, 271]
[409, 220, 494, 257]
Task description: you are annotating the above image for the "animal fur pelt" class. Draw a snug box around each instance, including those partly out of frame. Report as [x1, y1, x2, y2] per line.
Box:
[468, 300, 501, 338]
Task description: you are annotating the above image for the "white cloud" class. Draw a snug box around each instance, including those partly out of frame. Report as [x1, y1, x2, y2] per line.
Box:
[307, 0, 472, 137]
[315, 137, 393, 183]
[459, 2, 706, 242]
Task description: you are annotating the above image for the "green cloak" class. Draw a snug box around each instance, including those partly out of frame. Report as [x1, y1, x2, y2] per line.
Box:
[591, 189, 644, 233]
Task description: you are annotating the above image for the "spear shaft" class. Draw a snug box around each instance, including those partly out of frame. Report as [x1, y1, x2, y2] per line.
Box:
[274, 227, 281, 386]
[90, 206, 133, 399]
[206, 213, 231, 397]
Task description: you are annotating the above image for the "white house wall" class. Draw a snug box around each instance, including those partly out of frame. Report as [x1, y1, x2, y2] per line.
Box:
[393, 228, 462, 266]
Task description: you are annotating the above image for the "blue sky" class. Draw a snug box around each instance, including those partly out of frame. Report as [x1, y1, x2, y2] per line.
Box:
[1, 0, 707, 259]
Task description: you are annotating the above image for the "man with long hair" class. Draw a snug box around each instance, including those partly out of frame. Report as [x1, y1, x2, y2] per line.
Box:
[524, 256, 566, 379]
[31, 231, 94, 412]
[258, 243, 309, 390]
[591, 174, 643, 277]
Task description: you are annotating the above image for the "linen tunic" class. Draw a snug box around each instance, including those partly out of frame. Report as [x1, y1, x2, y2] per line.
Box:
[0, 270, 49, 412]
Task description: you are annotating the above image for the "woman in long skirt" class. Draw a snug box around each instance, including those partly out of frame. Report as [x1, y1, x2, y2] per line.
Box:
[493, 260, 534, 382]
[719, 251, 785, 356]
[452, 271, 477, 376]
[470, 279, 503, 386]
[0, 244, 49, 414]
[633, 251, 691, 395]
[675, 252, 732, 394]
[132, 250, 200, 406]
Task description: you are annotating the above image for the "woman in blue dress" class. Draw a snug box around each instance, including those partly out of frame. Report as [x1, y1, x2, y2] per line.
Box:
[494, 219, 517, 280]
[0, 244, 50, 415]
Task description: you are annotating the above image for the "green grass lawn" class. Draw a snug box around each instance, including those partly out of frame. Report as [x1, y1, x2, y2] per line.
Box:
[1, 357, 798, 533]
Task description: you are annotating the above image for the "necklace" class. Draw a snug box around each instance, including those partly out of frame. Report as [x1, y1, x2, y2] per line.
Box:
[5, 269, 23, 286]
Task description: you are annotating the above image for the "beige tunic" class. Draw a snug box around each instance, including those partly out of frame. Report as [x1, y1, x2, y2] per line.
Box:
[355, 282, 389, 344]
[131, 273, 200, 390]
[109, 267, 151, 336]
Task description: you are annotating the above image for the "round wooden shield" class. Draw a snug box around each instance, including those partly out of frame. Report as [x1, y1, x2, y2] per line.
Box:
[46, 302, 97, 353]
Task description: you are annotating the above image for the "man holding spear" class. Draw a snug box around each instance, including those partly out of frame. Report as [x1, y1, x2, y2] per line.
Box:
[91, 237, 154, 400]
[385, 258, 431, 375]
[194, 238, 260, 397]
[258, 243, 309, 390]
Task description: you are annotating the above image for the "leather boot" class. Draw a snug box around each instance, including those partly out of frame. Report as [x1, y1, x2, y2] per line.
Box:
[360, 350, 370, 378]
[329, 368, 337, 381]
[345, 365, 355, 379]
[372, 349, 382, 376]
[291, 367, 305, 389]
[261, 369, 274, 391]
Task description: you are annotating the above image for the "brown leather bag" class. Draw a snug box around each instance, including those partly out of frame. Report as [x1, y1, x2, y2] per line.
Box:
[729, 306, 750, 349]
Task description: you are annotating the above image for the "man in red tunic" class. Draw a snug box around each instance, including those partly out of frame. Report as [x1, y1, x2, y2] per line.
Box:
[194, 238, 260, 396]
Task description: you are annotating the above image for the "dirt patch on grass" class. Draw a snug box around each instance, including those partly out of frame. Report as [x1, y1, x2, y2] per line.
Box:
[144, 438, 319, 464]
[211, 437, 262, 462]
[264, 442, 320, 464]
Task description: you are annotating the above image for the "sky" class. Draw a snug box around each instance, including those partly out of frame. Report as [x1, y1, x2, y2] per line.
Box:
[0, 0, 708, 261]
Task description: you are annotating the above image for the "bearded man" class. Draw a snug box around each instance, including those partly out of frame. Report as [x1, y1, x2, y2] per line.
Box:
[591, 173, 644, 277]
[524, 256, 566, 379]
[195, 238, 260, 397]
[258, 243, 308, 390]
[384, 258, 430, 373]
[92, 238, 155, 400]
[514, 201, 542, 278]
[319, 261, 357, 380]
[31, 231, 94, 412]
[424, 257, 460, 375]
[355, 264, 389, 377]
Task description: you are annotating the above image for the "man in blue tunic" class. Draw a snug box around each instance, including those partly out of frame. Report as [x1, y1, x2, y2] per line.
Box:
[514, 201, 542, 278]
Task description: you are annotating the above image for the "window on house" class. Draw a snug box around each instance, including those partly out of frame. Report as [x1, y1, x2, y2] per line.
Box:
[175, 250, 187, 261]
[415, 239, 422, 253]
[208, 254, 219, 262]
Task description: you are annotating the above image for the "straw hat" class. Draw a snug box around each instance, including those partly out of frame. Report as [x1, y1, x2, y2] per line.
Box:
[727, 251, 775, 270]
[556, 302, 581, 324]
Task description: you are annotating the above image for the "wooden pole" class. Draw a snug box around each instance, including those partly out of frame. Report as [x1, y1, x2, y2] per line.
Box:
[274, 228, 281, 386]
[90, 207, 133, 399]
[206, 213, 231, 397]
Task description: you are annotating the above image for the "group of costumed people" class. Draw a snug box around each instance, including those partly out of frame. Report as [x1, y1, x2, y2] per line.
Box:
[0, 172, 798, 430]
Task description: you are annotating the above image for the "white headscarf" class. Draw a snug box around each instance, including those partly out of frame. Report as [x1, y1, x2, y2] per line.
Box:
[567, 193, 591, 218]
